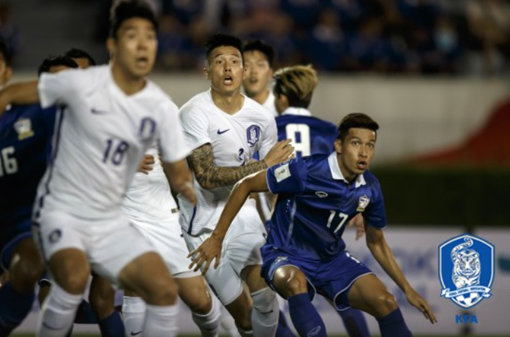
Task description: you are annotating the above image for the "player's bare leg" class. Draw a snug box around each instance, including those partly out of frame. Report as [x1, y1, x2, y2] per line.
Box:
[0, 238, 44, 335]
[118, 252, 179, 336]
[89, 275, 125, 336]
[347, 274, 411, 337]
[177, 275, 220, 336]
[272, 265, 327, 337]
[36, 248, 90, 336]
[224, 287, 253, 336]
[242, 265, 279, 337]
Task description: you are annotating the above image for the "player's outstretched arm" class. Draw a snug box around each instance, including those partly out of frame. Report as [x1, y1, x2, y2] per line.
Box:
[0, 80, 40, 116]
[162, 159, 196, 205]
[188, 170, 269, 274]
[187, 139, 293, 190]
[365, 224, 437, 324]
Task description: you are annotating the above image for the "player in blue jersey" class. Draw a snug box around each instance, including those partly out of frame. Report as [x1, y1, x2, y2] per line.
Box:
[0, 54, 78, 336]
[273, 65, 370, 337]
[189, 112, 437, 337]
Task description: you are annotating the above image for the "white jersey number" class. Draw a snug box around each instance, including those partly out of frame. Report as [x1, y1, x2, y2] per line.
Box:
[285, 123, 311, 157]
[102, 139, 129, 166]
[326, 210, 349, 234]
[0, 146, 18, 176]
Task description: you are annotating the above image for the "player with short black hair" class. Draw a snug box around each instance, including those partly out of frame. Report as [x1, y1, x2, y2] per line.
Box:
[0, 1, 195, 336]
[190, 112, 437, 337]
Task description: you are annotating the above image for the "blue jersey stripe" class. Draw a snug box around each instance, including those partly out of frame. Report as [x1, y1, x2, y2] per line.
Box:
[187, 206, 197, 234]
[34, 107, 65, 218]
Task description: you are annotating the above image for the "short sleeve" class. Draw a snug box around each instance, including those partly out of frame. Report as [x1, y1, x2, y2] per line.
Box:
[258, 117, 277, 159]
[179, 103, 211, 150]
[363, 177, 386, 229]
[159, 101, 190, 163]
[266, 157, 308, 194]
[38, 69, 80, 109]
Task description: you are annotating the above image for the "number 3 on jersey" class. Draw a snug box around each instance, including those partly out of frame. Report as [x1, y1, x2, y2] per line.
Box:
[285, 123, 310, 157]
[103, 139, 129, 165]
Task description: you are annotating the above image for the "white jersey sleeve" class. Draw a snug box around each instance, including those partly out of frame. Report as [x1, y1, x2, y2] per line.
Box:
[179, 102, 211, 150]
[158, 100, 190, 163]
[38, 68, 84, 109]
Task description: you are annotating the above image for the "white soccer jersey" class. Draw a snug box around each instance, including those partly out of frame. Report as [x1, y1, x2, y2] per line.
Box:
[34, 65, 189, 220]
[122, 146, 181, 232]
[262, 91, 277, 116]
[178, 89, 277, 235]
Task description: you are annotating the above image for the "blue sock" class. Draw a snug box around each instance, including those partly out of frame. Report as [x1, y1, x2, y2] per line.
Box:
[377, 308, 412, 337]
[98, 311, 125, 337]
[338, 308, 370, 337]
[275, 310, 296, 337]
[288, 294, 326, 337]
[0, 281, 35, 336]
[74, 299, 98, 324]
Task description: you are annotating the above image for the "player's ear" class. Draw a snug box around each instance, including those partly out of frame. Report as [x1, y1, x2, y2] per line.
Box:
[203, 64, 210, 80]
[4, 66, 12, 83]
[106, 37, 115, 60]
[334, 139, 342, 154]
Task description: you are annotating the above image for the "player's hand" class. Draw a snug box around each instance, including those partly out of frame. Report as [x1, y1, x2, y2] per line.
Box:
[137, 154, 155, 174]
[187, 233, 223, 274]
[348, 213, 365, 240]
[264, 139, 295, 167]
[405, 288, 437, 324]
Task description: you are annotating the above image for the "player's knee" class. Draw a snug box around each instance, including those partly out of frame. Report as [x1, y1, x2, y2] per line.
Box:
[143, 279, 179, 305]
[186, 296, 212, 315]
[284, 276, 308, 297]
[10, 258, 45, 293]
[375, 292, 398, 316]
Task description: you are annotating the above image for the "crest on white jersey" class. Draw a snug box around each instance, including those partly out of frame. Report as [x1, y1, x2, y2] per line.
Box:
[246, 124, 261, 147]
[139, 117, 156, 141]
[14, 118, 34, 140]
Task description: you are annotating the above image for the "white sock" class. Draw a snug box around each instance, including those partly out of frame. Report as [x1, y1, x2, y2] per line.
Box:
[122, 296, 146, 336]
[36, 283, 83, 337]
[219, 304, 241, 337]
[192, 294, 221, 337]
[143, 303, 179, 337]
[251, 287, 279, 337]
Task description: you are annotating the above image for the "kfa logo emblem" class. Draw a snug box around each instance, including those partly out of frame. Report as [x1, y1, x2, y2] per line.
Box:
[439, 234, 494, 309]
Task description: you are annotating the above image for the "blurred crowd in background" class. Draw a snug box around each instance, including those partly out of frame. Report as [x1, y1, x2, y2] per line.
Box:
[1, 0, 510, 76]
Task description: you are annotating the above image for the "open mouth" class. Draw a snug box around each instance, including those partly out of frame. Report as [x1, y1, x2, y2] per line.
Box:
[223, 75, 234, 85]
[248, 77, 258, 84]
[357, 161, 367, 170]
[136, 57, 149, 66]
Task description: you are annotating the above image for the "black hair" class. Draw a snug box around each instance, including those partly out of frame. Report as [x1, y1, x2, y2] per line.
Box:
[337, 113, 379, 142]
[37, 56, 78, 76]
[64, 48, 96, 66]
[109, 0, 158, 39]
[0, 37, 11, 66]
[205, 34, 243, 60]
[243, 40, 275, 67]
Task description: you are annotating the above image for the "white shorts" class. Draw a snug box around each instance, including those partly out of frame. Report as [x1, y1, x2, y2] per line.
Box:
[130, 214, 200, 278]
[32, 210, 156, 285]
[183, 205, 266, 305]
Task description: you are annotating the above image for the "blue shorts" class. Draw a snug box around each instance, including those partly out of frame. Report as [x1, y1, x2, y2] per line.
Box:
[261, 246, 372, 311]
[0, 218, 33, 271]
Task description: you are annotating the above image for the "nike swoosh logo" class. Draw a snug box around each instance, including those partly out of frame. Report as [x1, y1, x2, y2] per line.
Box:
[217, 129, 230, 135]
[91, 108, 108, 115]
[130, 331, 143, 336]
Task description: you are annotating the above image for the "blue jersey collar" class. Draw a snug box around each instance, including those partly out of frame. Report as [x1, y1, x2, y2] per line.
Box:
[328, 152, 366, 188]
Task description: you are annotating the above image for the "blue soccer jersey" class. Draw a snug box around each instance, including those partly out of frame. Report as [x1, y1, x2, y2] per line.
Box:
[276, 114, 338, 157]
[0, 104, 56, 247]
[264, 153, 386, 261]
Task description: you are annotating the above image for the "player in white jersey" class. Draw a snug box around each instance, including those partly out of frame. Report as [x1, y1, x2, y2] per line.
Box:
[0, 1, 196, 336]
[121, 146, 221, 337]
[180, 34, 294, 337]
[243, 40, 277, 117]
